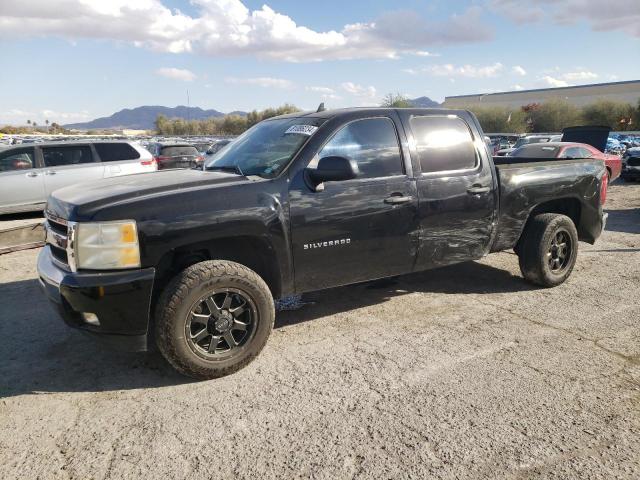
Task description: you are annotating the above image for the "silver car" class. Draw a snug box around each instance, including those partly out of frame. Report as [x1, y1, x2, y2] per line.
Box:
[0, 141, 156, 214]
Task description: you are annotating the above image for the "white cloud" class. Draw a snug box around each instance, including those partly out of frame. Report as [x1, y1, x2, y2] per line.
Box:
[225, 76, 293, 89]
[541, 76, 571, 88]
[0, 108, 90, 124]
[305, 86, 335, 94]
[512, 65, 527, 76]
[341, 82, 377, 98]
[560, 71, 598, 81]
[155, 67, 197, 82]
[414, 51, 439, 57]
[491, 0, 640, 37]
[511, 84, 525, 91]
[0, 1, 493, 62]
[423, 62, 504, 78]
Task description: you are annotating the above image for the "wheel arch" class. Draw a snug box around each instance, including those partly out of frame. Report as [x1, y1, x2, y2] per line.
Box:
[154, 235, 284, 299]
[516, 197, 583, 250]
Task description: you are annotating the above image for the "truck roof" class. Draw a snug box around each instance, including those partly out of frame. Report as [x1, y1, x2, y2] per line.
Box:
[270, 107, 471, 120]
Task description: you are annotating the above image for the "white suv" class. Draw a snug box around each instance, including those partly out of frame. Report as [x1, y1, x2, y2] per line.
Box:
[0, 141, 156, 214]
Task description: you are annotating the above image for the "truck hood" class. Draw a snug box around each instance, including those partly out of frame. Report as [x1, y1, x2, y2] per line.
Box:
[562, 125, 610, 153]
[47, 169, 250, 220]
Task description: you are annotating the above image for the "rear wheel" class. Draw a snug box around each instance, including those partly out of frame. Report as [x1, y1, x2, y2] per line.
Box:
[517, 213, 578, 287]
[155, 260, 274, 379]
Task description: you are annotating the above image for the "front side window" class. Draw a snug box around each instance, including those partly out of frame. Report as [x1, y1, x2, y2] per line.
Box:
[317, 118, 403, 179]
[0, 148, 35, 172]
[43, 146, 94, 167]
[411, 116, 477, 173]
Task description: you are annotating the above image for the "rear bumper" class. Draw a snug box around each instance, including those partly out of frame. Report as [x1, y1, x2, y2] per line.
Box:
[37, 246, 155, 351]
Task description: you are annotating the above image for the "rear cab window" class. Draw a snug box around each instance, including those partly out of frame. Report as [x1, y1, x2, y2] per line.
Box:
[410, 116, 478, 174]
[94, 143, 140, 162]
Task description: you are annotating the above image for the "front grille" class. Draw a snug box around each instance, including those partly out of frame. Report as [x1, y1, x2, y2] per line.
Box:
[44, 211, 71, 269]
[47, 217, 67, 235]
[51, 245, 68, 264]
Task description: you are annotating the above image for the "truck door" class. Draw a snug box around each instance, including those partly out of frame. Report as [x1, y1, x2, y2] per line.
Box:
[401, 113, 497, 269]
[289, 116, 419, 292]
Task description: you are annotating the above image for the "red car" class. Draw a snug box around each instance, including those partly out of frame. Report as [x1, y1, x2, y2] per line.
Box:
[511, 142, 621, 181]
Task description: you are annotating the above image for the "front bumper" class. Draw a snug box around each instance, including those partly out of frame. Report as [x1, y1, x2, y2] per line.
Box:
[37, 246, 155, 351]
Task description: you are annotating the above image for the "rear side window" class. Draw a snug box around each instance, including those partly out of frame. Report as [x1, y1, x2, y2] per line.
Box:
[43, 146, 94, 167]
[0, 148, 35, 172]
[94, 143, 140, 162]
[318, 118, 403, 179]
[411, 116, 477, 173]
[161, 146, 199, 157]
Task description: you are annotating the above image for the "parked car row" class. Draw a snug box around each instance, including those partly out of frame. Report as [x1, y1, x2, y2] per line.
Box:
[499, 126, 622, 182]
[621, 147, 640, 181]
[0, 136, 237, 214]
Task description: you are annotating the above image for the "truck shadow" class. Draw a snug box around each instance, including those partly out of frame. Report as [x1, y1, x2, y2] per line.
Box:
[0, 279, 192, 398]
[604, 208, 640, 235]
[276, 260, 531, 329]
[0, 260, 528, 397]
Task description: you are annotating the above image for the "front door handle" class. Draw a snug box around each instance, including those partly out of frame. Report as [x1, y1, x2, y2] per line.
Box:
[45, 170, 57, 175]
[384, 195, 412, 205]
[26, 171, 39, 177]
[467, 185, 490, 195]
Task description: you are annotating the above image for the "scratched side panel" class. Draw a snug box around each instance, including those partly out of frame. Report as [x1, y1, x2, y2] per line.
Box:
[491, 158, 604, 252]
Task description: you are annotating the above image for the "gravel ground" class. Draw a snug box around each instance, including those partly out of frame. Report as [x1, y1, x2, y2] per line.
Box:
[0, 182, 639, 479]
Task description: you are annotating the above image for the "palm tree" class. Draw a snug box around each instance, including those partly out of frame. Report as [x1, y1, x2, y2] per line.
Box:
[27, 120, 31, 127]
[45, 119, 50, 133]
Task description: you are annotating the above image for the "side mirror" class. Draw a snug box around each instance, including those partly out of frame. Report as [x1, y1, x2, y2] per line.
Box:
[306, 156, 358, 188]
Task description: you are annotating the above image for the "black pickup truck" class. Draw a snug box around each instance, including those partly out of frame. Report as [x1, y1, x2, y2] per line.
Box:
[38, 108, 608, 379]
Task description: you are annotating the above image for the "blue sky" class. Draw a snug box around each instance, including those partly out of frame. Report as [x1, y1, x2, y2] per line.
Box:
[1, 0, 638, 124]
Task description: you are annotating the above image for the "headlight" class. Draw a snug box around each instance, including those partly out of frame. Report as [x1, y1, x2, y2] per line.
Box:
[75, 221, 141, 270]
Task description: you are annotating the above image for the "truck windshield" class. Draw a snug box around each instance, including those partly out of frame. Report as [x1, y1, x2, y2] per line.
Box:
[205, 118, 322, 178]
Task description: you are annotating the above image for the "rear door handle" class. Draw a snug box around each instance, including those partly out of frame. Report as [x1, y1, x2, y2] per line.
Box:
[45, 170, 57, 175]
[384, 195, 413, 205]
[467, 185, 490, 195]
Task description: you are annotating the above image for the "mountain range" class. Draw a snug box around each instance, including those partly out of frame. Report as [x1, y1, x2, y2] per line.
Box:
[64, 97, 441, 130]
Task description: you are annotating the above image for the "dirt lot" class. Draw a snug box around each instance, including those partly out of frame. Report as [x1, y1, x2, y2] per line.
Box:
[1, 182, 639, 479]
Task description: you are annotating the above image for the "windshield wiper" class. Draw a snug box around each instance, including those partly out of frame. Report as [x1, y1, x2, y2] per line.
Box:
[206, 165, 245, 176]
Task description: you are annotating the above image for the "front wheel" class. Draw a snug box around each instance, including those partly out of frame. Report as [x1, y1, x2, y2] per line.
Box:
[517, 213, 579, 287]
[155, 260, 274, 379]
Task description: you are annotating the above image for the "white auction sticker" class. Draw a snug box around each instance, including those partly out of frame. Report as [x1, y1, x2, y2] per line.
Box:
[285, 125, 318, 136]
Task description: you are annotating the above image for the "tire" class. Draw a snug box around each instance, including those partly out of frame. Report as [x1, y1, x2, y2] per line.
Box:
[155, 260, 274, 379]
[517, 213, 579, 288]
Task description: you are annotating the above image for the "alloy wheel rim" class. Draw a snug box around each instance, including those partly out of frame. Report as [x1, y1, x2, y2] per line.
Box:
[547, 229, 572, 273]
[185, 288, 257, 360]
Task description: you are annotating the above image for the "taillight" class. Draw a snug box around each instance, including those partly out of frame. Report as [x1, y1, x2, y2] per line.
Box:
[600, 171, 608, 205]
[141, 157, 157, 168]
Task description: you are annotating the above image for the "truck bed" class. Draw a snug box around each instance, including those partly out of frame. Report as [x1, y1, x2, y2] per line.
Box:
[491, 157, 606, 252]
